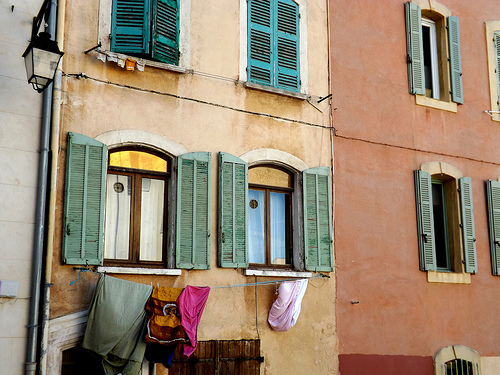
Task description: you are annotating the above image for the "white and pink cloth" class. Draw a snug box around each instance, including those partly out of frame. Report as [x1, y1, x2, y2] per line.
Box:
[267, 279, 308, 332]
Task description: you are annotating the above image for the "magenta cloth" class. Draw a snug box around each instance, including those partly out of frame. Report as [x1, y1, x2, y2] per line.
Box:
[267, 279, 308, 332]
[177, 285, 210, 356]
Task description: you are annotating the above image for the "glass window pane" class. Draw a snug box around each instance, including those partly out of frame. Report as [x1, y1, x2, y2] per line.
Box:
[249, 166, 292, 188]
[270, 192, 290, 265]
[140, 178, 165, 261]
[104, 174, 131, 260]
[109, 150, 167, 172]
[249, 190, 265, 264]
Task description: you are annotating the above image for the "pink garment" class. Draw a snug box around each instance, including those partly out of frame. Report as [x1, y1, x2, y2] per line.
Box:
[177, 285, 210, 356]
[268, 279, 308, 332]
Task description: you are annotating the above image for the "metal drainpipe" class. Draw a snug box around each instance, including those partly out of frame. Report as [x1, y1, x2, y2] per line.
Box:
[25, 1, 57, 374]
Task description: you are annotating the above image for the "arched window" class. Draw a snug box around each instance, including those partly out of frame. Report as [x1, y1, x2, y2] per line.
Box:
[248, 165, 294, 267]
[434, 345, 481, 375]
[104, 148, 170, 267]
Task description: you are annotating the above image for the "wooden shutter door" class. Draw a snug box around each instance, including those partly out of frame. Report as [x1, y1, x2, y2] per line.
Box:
[62, 133, 107, 265]
[111, 0, 151, 54]
[176, 152, 211, 269]
[405, 2, 425, 95]
[459, 177, 477, 273]
[448, 16, 464, 104]
[303, 167, 333, 272]
[414, 170, 437, 271]
[218, 153, 249, 268]
[487, 180, 500, 275]
[276, 0, 299, 91]
[152, 0, 179, 64]
[248, 0, 273, 86]
[494, 32, 500, 109]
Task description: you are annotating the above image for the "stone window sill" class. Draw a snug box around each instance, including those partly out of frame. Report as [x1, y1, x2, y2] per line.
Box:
[244, 82, 308, 100]
[244, 269, 313, 278]
[415, 95, 457, 113]
[97, 266, 182, 276]
[427, 271, 471, 284]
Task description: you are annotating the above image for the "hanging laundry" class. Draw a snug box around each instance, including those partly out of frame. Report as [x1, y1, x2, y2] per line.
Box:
[82, 274, 152, 375]
[145, 286, 187, 346]
[267, 279, 308, 332]
[177, 285, 210, 357]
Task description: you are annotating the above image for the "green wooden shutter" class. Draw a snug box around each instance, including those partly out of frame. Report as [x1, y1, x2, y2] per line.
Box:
[248, 0, 273, 86]
[303, 167, 333, 272]
[414, 170, 436, 271]
[275, 0, 299, 92]
[459, 177, 476, 273]
[218, 153, 248, 268]
[176, 152, 211, 269]
[448, 16, 463, 104]
[405, 2, 425, 95]
[494, 32, 500, 110]
[111, 0, 151, 54]
[62, 133, 107, 265]
[487, 180, 500, 275]
[152, 0, 179, 64]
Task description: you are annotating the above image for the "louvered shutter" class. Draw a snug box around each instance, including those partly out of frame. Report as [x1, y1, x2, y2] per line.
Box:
[176, 152, 211, 269]
[152, 0, 179, 64]
[459, 177, 476, 273]
[448, 16, 463, 104]
[414, 170, 437, 271]
[487, 180, 500, 275]
[62, 133, 107, 265]
[111, 0, 151, 54]
[303, 167, 333, 272]
[494, 32, 500, 109]
[405, 2, 425, 95]
[248, 0, 273, 86]
[218, 153, 248, 268]
[275, 0, 299, 91]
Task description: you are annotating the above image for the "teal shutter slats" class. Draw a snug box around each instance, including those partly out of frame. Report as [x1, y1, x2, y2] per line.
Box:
[487, 180, 500, 275]
[176, 152, 211, 269]
[405, 2, 425, 96]
[276, 0, 299, 91]
[152, 0, 179, 64]
[303, 167, 333, 272]
[248, 0, 273, 86]
[459, 177, 477, 273]
[494, 32, 500, 109]
[62, 133, 107, 265]
[111, 0, 151, 54]
[448, 16, 463, 104]
[218, 153, 249, 268]
[414, 170, 436, 271]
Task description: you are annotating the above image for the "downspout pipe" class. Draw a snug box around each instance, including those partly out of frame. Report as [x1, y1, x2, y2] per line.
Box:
[26, 0, 58, 374]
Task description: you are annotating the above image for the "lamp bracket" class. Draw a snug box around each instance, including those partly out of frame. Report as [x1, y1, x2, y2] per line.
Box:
[31, 0, 52, 41]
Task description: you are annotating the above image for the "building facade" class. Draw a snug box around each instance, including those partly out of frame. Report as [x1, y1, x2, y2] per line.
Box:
[42, 0, 336, 374]
[331, 0, 500, 374]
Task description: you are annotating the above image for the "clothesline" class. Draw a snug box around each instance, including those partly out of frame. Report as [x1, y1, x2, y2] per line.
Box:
[69, 267, 329, 288]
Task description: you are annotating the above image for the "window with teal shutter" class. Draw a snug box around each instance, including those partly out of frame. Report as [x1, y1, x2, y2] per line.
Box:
[303, 167, 332, 272]
[62, 133, 107, 265]
[248, 0, 300, 92]
[111, 0, 179, 65]
[218, 153, 249, 268]
[486, 180, 500, 276]
[405, 2, 425, 96]
[459, 177, 476, 273]
[448, 16, 463, 104]
[176, 152, 211, 269]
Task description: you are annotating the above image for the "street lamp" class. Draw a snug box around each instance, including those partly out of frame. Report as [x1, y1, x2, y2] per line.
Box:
[22, 0, 64, 93]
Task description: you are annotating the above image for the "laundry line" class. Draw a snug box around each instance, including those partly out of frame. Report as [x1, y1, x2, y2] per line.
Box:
[69, 267, 329, 287]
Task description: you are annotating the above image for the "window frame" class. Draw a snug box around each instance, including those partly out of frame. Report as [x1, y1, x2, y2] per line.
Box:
[434, 346, 481, 375]
[248, 165, 294, 268]
[421, 18, 441, 100]
[239, 0, 309, 95]
[103, 147, 170, 268]
[98, 0, 191, 69]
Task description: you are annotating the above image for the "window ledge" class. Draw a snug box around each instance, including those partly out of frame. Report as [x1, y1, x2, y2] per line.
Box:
[97, 266, 182, 276]
[415, 95, 457, 113]
[243, 82, 308, 100]
[243, 269, 313, 278]
[97, 50, 187, 74]
[427, 271, 471, 284]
